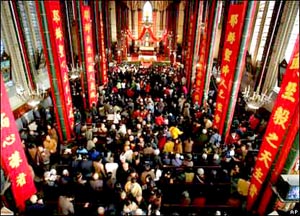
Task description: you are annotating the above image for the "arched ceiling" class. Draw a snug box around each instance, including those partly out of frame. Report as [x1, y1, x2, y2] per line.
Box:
[125, 1, 172, 11]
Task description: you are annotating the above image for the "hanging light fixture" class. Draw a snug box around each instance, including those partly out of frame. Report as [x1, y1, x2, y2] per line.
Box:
[68, 63, 82, 80]
[242, 85, 273, 110]
[16, 83, 47, 107]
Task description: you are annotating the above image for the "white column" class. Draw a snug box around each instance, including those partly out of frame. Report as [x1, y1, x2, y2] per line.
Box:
[177, 2, 185, 44]
[109, 1, 117, 42]
[262, 1, 299, 95]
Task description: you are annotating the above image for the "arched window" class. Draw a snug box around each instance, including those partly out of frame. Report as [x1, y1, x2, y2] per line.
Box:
[0, 40, 4, 55]
[284, 9, 299, 63]
[143, 1, 153, 23]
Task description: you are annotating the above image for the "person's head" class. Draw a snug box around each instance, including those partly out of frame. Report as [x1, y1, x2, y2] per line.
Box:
[122, 162, 129, 171]
[120, 190, 127, 199]
[62, 169, 69, 176]
[135, 208, 143, 215]
[46, 135, 51, 141]
[30, 194, 38, 204]
[93, 172, 99, 180]
[213, 153, 219, 160]
[97, 206, 105, 215]
[197, 168, 204, 176]
[38, 146, 44, 152]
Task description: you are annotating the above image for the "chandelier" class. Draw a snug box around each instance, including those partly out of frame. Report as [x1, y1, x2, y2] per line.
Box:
[16, 83, 47, 107]
[68, 64, 82, 80]
[242, 85, 272, 110]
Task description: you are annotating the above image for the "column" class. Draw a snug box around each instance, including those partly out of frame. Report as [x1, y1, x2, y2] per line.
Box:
[176, 1, 185, 45]
[252, 1, 269, 65]
[262, 1, 299, 94]
[224, 1, 258, 138]
[37, 1, 71, 141]
[1, 2, 28, 91]
[110, 1, 117, 42]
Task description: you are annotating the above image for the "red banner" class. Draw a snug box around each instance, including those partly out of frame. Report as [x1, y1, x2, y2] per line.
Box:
[192, 19, 207, 105]
[246, 35, 299, 211]
[257, 110, 299, 215]
[99, 11, 108, 85]
[213, 3, 247, 134]
[47, 2, 75, 131]
[81, 5, 98, 107]
[1, 75, 36, 210]
[185, 14, 196, 90]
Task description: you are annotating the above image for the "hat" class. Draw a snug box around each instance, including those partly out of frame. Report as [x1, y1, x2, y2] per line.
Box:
[62, 169, 69, 176]
[213, 153, 219, 160]
[197, 168, 204, 175]
[154, 149, 160, 156]
[175, 153, 181, 159]
[97, 206, 105, 215]
[202, 129, 207, 134]
[215, 211, 221, 216]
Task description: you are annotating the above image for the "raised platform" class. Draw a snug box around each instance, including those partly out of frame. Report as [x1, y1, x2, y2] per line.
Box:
[139, 46, 155, 51]
[138, 55, 157, 62]
[139, 46, 156, 55]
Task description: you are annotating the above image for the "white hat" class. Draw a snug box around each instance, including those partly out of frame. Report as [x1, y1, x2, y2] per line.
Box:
[175, 153, 180, 159]
[197, 168, 204, 175]
[50, 168, 57, 175]
[202, 153, 208, 160]
[213, 154, 219, 160]
[215, 210, 221, 215]
[202, 129, 207, 134]
[97, 206, 105, 214]
[135, 209, 143, 215]
[154, 149, 160, 155]
[30, 194, 38, 204]
[62, 169, 69, 176]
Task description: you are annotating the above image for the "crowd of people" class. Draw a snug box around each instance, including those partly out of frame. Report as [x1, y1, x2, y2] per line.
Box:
[14, 62, 268, 215]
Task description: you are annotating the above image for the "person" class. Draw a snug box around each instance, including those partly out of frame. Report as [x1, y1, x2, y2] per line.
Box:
[171, 153, 182, 167]
[47, 124, 58, 143]
[36, 145, 51, 174]
[43, 135, 57, 154]
[57, 194, 75, 215]
[183, 137, 194, 153]
[194, 168, 206, 184]
[25, 194, 49, 216]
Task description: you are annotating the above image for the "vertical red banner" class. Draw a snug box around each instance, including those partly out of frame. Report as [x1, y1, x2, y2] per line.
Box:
[213, 3, 247, 134]
[81, 5, 98, 107]
[47, 2, 75, 131]
[99, 11, 108, 85]
[185, 14, 195, 90]
[1, 76, 36, 210]
[246, 35, 299, 211]
[192, 19, 207, 105]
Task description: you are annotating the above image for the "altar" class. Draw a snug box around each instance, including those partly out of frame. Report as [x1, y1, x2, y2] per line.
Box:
[139, 45, 156, 62]
[138, 54, 157, 62]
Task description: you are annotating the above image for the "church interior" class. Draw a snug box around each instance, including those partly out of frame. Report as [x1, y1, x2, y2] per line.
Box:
[0, 1, 299, 216]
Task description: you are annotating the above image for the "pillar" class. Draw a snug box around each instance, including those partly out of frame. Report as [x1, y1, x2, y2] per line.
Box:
[262, 1, 299, 94]
[36, 0, 70, 141]
[224, 1, 258, 139]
